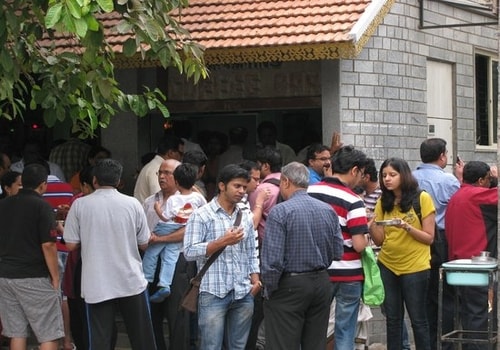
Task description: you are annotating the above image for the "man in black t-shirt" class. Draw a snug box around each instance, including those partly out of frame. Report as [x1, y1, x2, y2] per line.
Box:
[0, 163, 63, 349]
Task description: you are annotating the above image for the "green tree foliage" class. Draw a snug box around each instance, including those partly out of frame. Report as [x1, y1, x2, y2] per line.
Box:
[0, 0, 208, 138]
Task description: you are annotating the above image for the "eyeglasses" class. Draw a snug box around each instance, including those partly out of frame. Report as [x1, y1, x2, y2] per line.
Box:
[156, 170, 174, 176]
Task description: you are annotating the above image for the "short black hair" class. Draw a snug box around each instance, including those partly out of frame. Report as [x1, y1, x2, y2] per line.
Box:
[255, 147, 282, 172]
[331, 145, 368, 174]
[183, 150, 208, 167]
[93, 159, 122, 187]
[305, 143, 330, 162]
[238, 160, 259, 173]
[24, 157, 50, 174]
[420, 138, 447, 163]
[364, 158, 378, 182]
[79, 165, 94, 189]
[22, 164, 48, 190]
[462, 161, 490, 184]
[157, 135, 184, 156]
[216, 164, 250, 193]
[173, 163, 198, 190]
[87, 145, 111, 161]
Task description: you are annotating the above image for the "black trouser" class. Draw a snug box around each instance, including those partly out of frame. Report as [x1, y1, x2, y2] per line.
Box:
[427, 229, 454, 350]
[245, 293, 264, 350]
[86, 289, 157, 350]
[149, 253, 196, 350]
[264, 270, 333, 350]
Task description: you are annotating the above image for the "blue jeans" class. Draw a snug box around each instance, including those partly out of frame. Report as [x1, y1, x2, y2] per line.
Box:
[379, 262, 431, 350]
[143, 222, 183, 288]
[198, 290, 254, 350]
[331, 281, 362, 350]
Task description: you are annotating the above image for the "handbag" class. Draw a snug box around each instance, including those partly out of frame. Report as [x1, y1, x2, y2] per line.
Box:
[361, 246, 385, 306]
[180, 210, 243, 313]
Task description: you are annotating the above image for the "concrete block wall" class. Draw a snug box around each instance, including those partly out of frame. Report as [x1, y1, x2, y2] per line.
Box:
[337, 0, 498, 168]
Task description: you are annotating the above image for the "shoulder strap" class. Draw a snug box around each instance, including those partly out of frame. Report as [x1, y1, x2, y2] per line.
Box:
[263, 178, 280, 187]
[412, 189, 423, 224]
[191, 210, 242, 284]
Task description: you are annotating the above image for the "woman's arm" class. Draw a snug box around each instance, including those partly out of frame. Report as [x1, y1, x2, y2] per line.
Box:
[400, 212, 435, 245]
[369, 217, 385, 246]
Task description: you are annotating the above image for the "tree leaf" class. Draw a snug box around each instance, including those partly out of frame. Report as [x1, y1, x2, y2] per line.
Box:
[45, 3, 63, 28]
[66, 0, 82, 19]
[96, 0, 114, 13]
[74, 17, 88, 37]
[123, 38, 137, 57]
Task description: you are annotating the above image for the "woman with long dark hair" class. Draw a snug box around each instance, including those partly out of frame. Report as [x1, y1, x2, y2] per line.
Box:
[369, 157, 435, 350]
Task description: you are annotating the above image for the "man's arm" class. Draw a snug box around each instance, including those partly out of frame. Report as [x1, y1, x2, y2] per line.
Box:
[205, 227, 244, 256]
[42, 241, 60, 290]
[150, 226, 186, 244]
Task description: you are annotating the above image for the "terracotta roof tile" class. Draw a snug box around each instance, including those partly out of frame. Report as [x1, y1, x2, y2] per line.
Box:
[40, 0, 395, 65]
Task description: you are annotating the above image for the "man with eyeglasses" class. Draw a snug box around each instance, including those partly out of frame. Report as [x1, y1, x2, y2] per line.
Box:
[304, 143, 332, 185]
[134, 135, 185, 204]
[143, 158, 195, 350]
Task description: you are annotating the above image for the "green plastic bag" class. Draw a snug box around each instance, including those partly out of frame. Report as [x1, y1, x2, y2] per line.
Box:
[361, 246, 385, 306]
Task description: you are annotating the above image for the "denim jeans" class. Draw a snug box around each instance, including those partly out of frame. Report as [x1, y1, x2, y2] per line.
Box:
[379, 262, 431, 350]
[143, 241, 182, 288]
[331, 281, 362, 350]
[198, 290, 254, 350]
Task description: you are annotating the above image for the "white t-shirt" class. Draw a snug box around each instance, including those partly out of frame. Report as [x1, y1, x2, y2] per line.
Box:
[162, 191, 207, 224]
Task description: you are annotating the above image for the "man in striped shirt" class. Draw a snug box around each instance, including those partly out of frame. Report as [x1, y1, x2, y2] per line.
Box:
[308, 145, 369, 350]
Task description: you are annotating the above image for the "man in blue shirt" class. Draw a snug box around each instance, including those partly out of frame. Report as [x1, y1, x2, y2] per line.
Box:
[184, 164, 261, 350]
[261, 162, 343, 350]
[304, 143, 332, 185]
[412, 138, 460, 350]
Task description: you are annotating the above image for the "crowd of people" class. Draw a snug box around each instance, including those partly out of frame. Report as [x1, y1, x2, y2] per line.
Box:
[0, 121, 497, 350]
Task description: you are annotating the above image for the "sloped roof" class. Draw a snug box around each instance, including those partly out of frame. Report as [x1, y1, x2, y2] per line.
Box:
[45, 0, 396, 67]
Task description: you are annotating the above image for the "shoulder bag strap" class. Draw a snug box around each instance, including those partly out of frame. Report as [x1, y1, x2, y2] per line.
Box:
[191, 209, 242, 284]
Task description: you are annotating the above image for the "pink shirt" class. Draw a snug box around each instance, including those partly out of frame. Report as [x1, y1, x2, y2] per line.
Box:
[248, 172, 281, 243]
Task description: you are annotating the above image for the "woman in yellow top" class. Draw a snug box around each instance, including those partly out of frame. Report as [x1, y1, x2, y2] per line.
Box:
[370, 157, 435, 350]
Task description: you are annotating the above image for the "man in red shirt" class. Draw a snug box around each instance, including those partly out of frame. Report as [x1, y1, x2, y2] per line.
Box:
[445, 160, 498, 347]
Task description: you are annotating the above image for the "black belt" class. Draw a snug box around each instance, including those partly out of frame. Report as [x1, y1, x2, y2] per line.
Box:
[283, 269, 326, 277]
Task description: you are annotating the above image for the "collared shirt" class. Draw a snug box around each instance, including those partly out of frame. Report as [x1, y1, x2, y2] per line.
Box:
[183, 198, 259, 300]
[308, 177, 368, 282]
[308, 167, 322, 185]
[133, 155, 164, 204]
[261, 190, 343, 297]
[413, 163, 460, 230]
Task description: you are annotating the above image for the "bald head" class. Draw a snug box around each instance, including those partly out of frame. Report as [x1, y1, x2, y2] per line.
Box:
[158, 159, 181, 194]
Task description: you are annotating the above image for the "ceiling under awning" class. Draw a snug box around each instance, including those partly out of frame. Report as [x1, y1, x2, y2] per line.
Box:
[116, 0, 395, 68]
